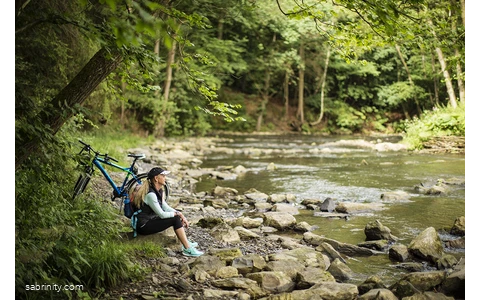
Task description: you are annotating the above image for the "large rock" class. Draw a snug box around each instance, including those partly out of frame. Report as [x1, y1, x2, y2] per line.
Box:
[246, 271, 296, 293]
[364, 219, 398, 241]
[292, 281, 359, 300]
[358, 288, 398, 300]
[263, 212, 297, 230]
[450, 216, 465, 236]
[232, 254, 267, 275]
[408, 227, 444, 263]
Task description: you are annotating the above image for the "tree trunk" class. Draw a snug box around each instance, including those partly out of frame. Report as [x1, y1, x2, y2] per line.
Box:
[435, 47, 457, 108]
[154, 37, 176, 137]
[395, 44, 422, 115]
[421, 52, 435, 106]
[454, 48, 465, 104]
[283, 69, 289, 119]
[449, 1, 465, 104]
[217, 17, 224, 40]
[296, 43, 305, 124]
[163, 40, 176, 107]
[153, 38, 163, 136]
[15, 47, 123, 170]
[401, 102, 411, 120]
[256, 70, 270, 132]
[121, 81, 126, 127]
[431, 52, 440, 106]
[159, 39, 176, 135]
[255, 98, 267, 132]
[460, 0, 465, 26]
[428, 19, 458, 108]
[311, 47, 330, 126]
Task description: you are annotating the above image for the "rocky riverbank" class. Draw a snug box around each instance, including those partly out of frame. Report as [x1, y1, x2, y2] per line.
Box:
[97, 137, 465, 300]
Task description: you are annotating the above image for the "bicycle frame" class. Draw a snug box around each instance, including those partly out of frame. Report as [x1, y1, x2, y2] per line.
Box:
[92, 156, 139, 199]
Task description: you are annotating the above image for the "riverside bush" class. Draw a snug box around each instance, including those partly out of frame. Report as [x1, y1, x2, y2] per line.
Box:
[402, 104, 465, 150]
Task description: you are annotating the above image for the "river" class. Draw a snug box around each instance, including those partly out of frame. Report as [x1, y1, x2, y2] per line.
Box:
[193, 134, 465, 285]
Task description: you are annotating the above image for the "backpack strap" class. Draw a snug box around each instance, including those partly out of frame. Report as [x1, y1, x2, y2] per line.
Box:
[130, 184, 142, 237]
[130, 209, 142, 238]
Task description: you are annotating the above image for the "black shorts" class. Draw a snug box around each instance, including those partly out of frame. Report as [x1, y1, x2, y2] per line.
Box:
[137, 215, 183, 235]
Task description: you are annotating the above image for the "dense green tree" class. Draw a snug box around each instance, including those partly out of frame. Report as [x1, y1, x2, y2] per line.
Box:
[15, 0, 242, 169]
[16, 0, 464, 166]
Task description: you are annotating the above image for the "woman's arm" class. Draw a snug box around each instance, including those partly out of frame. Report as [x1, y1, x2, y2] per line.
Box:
[144, 192, 175, 219]
[159, 190, 189, 228]
[160, 198, 176, 213]
[161, 194, 189, 228]
[145, 191, 187, 227]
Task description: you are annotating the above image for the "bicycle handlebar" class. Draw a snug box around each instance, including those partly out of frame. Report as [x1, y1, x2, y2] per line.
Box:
[78, 139, 119, 162]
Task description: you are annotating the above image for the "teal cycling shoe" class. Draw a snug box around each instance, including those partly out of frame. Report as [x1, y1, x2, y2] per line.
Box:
[182, 240, 198, 249]
[182, 246, 204, 257]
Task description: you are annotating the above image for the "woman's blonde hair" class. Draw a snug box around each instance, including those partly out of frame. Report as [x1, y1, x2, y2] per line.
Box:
[131, 179, 151, 208]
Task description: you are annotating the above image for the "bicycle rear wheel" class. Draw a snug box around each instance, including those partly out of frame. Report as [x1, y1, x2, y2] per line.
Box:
[72, 173, 91, 200]
[125, 173, 148, 196]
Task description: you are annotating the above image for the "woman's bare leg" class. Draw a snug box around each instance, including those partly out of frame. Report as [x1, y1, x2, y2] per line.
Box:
[174, 227, 190, 249]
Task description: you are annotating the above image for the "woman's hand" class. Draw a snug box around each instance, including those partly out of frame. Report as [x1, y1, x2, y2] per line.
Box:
[182, 218, 189, 229]
[177, 212, 189, 229]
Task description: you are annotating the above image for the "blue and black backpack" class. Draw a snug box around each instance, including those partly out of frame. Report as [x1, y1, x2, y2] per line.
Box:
[123, 184, 142, 237]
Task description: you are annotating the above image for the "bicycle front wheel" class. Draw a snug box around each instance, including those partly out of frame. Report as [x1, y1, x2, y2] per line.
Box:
[72, 173, 91, 200]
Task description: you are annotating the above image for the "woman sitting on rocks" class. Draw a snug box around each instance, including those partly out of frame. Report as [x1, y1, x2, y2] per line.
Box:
[132, 167, 203, 257]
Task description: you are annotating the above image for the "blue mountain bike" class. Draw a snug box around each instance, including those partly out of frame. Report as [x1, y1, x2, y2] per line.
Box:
[72, 140, 148, 212]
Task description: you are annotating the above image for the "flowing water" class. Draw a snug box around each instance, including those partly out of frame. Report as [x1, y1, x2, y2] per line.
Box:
[193, 134, 465, 285]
